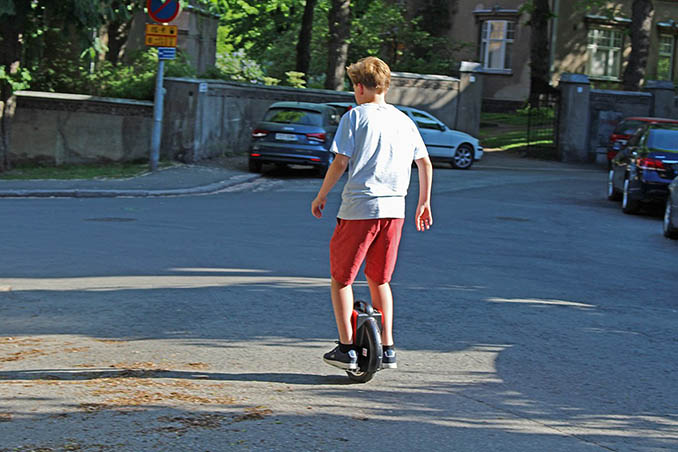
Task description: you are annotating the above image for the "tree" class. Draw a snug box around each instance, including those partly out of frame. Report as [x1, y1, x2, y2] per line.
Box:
[296, 0, 317, 79]
[325, 0, 350, 90]
[623, 0, 654, 91]
[527, 0, 556, 102]
[0, 0, 30, 171]
[0, 0, 128, 170]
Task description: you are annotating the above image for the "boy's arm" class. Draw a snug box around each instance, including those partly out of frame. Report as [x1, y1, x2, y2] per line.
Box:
[311, 154, 350, 218]
[414, 156, 433, 231]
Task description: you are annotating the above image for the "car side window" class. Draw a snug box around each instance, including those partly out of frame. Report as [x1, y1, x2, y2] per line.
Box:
[411, 111, 444, 131]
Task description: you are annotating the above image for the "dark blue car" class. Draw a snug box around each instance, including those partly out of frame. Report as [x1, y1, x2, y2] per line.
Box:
[607, 124, 678, 214]
[664, 175, 678, 239]
[248, 102, 340, 176]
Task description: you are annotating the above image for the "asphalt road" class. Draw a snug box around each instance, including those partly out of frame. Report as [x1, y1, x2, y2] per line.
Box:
[1, 155, 677, 451]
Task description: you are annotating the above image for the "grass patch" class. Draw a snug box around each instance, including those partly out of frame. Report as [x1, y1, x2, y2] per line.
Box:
[479, 129, 529, 149]
[480, 111, 530, 127]
[0, 161, 175, 180]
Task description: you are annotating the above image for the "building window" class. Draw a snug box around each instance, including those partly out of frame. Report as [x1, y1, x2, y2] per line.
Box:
[587, 28, 623, 79]
[657, 34, 675, 81]
[480, 20, 515, 71]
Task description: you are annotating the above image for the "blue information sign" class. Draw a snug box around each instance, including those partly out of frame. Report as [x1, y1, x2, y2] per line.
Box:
[158, 47, 176, 60]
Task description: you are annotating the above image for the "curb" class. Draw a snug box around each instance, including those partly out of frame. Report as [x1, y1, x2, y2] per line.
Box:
[0, 174, 261, 199]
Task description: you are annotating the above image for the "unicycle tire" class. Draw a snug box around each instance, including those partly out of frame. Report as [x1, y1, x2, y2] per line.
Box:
[346, 316, 382, 383]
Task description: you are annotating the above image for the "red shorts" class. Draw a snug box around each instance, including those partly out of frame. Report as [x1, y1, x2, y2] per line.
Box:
[330, 218, 405, 286]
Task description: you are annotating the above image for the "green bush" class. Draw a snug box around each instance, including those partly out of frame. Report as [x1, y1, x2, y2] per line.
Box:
[201, 50, 280, 86]
[28, 49, 196, 100]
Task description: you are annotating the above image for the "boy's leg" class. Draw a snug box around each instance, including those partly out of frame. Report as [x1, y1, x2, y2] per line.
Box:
[324, 278, 358, 370]
[330, 278, 354, 344]
[366, 276, 394, 346]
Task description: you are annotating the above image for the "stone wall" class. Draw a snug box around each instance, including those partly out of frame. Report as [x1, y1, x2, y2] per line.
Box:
[162, 63, 483, 162]
[9, 63, 484, 165]
[588, 90, 652, 161]
[557, 74, 678, 163]
[10, 92, 153, 165]
[161, 79, 355, 162]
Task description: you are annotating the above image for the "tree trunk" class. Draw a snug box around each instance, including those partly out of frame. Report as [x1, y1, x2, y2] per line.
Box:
[529, 0, 554, 102]
[324, 0, 350, 91]
[296, 0, 317, 79]
[0, 0, 29, 171]
[623, 0, 654, 91]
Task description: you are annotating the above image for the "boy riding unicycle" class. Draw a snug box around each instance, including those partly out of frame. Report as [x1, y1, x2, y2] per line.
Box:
[311, 56, 433, 375]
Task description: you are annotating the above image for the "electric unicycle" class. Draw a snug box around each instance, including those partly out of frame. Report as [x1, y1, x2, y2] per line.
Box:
[346, 300, 383, 383]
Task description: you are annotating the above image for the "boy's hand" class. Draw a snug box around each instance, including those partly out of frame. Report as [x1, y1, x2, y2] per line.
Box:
[311, 196, 326, 218]
[415, 204, 432, 231]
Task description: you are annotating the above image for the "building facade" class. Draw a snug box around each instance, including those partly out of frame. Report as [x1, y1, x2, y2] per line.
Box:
[412, 1, 678, 107]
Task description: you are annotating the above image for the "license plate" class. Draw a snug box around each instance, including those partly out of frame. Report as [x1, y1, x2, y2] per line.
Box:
[275, 133, 298, 141]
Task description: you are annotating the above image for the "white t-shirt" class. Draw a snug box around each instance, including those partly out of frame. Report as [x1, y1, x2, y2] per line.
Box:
[330, 103, 428, 220]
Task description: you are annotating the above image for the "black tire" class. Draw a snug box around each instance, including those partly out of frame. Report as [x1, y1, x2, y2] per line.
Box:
[622, 176, 641, 214]
[317, 154, 334, 178]
[451, 144, 474, 170]
[607, 169, 622, 201]
[663, 197, 678, 239]
[346, 316, 382, 383]
[248, 158, 262, 173]
[317, 164, 329, 178]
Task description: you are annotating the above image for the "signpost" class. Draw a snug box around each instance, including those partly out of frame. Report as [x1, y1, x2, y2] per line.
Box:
[145, 0, 181, 171]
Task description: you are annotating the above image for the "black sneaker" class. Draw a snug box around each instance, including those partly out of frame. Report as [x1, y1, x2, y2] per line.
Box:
[323, 344, 358, 370]
[381, 348, 397, 369]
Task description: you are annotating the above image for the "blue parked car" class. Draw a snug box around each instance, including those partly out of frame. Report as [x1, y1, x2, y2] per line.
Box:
[607, 124, 678, 214]
[664, 175, 678, 239]
[248, 102, 341, 176]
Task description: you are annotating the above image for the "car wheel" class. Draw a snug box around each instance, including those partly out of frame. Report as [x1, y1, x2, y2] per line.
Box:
[248, 158, 262, 173]
[317, 153, 334, 178]
[607, 169, 622, 201]
[622, 176, 641, 214]
[663, 197, 678, 239]
[451, 144, 474, 170]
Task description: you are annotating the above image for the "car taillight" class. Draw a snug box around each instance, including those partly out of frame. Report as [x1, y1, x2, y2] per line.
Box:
[306, 133, 326, 143]
[252, 129, 268, 138]
[637, 158, 666, 170]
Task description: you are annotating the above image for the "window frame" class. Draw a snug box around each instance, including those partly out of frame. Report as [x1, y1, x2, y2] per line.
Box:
[479, 19, 515, 74]
[586, 27, 624, 81]
[657, 34, 675, 81]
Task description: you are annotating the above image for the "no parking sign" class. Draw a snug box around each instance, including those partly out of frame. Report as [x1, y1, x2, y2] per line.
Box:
[147, 0, 181, 23]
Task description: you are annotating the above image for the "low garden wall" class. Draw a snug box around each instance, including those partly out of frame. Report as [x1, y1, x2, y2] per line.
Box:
[558, 74, 678, 163]
[9, 62, 484, 164]
[162, 63, 483, 162]
[10, 91, 153, 165]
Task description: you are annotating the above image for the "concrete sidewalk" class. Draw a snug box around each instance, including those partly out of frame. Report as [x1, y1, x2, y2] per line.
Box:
[0, 150, 602, 199]
[0, 158, 258, 198]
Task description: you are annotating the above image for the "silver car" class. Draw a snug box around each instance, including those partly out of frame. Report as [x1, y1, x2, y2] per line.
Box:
[326, 102, 483, 169]
[396, 106, 483, 169]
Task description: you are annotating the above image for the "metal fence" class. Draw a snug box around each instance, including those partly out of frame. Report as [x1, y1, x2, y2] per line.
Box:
[526, 92, 560, 159]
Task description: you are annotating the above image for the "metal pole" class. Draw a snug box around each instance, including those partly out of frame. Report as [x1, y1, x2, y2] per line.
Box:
[150, 58, 165, 172]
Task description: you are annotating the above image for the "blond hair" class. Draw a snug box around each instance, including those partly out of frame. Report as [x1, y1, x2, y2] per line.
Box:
[346, 57, 391, 93]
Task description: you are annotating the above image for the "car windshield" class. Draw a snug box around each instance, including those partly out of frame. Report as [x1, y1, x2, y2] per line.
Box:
[264, 108, 322, 126]
[646, 129, 678, 151]
[614, 120, 645, 135]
